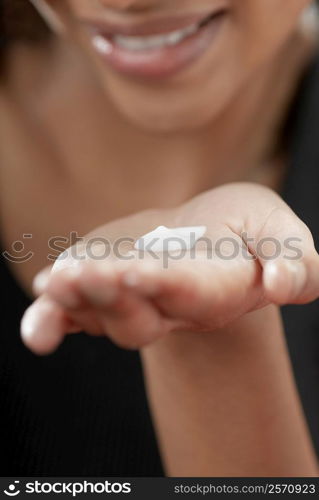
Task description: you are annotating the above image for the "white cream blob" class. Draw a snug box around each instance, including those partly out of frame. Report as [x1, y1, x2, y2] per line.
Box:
[134, 225, 207, 252]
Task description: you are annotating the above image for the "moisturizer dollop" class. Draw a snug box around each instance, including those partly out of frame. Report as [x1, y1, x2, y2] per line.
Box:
[134, 225, 207, 252]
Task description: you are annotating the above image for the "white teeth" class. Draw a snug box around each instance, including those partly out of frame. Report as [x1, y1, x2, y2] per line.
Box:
[92, 35, 113, 55]
[166, 31, 184, 46]
[114, 22, 199, 51]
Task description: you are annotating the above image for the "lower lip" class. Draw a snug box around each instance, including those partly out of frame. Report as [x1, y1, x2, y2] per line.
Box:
[90, 13, 226, 80]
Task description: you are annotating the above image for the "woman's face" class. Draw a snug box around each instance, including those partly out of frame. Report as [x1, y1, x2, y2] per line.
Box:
[40, 0, 311, 131]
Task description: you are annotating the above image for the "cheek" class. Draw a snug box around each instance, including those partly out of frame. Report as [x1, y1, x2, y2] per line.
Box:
[234, 0, 311, 59]
[45, 0, 91, 20]
[64, 0, 102, 17]
[238, 0, 310, 28]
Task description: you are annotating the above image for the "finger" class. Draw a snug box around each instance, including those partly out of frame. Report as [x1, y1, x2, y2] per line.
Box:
[75, 262, 120, 307]
[119, 251, 264, 329]
[247, 206, 319, 304]
[38, 261, 167, 348]
[76, 262, 167, 348]
[98, 292, 167, 349]
[263, 255, 319, 305]
[21, 296, 80, 355]
[32, 266, 105, 337]
[33, 266, 52, 296]
[39, 267, 90, 310]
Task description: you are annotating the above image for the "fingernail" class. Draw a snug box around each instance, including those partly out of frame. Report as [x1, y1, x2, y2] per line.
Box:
[285, 260, 307, 298]
[264, 261, 284, 293]
[264, 260, 306, 300]
[122, 270, 141, 288]
[33, 269, 50, 295]
[21, 306, 37, 341]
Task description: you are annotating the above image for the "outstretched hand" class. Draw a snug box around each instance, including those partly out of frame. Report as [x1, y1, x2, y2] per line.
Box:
[21, 183, 319, 354]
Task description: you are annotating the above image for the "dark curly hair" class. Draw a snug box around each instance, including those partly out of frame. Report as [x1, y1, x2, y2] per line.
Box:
[1, 0, 50, 46]
[0, 0, 52, 77]
[0, 0, 51, 75]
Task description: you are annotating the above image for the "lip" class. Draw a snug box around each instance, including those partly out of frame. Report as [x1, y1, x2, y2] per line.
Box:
[84, 9, 228, 80]
[86, 11, 222, 37]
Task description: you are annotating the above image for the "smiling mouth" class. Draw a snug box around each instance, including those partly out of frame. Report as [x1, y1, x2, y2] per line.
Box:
[87, 9, 228, 79]
[102, 12, 221, 52]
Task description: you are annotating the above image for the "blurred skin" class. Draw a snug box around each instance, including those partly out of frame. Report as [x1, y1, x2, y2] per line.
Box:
[26, 1, 318, 359]
[4, 0, 319, 476]
[45, 0, 311, 131]
[22, 185, 319, 476]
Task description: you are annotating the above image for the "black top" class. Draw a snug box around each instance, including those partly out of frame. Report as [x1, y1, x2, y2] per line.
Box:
[1, 55, 319, 477]
[281, 54, 319, 454]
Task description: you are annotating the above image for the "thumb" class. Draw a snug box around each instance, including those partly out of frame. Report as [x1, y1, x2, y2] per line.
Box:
[246, 207, 319, 305]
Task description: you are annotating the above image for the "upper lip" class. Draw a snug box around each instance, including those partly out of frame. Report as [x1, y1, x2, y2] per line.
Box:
[82, 7, 227, 37]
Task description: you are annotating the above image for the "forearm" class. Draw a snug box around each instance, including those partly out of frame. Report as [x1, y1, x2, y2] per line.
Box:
[141, 305, 317, 476]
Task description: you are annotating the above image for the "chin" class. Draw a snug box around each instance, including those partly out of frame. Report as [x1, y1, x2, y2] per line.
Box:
[111, 97, 220, 134]
[101, 68, 237, 134]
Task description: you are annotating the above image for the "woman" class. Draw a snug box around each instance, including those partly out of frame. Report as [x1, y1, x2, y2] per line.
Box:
[1, 0, 319, 476]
